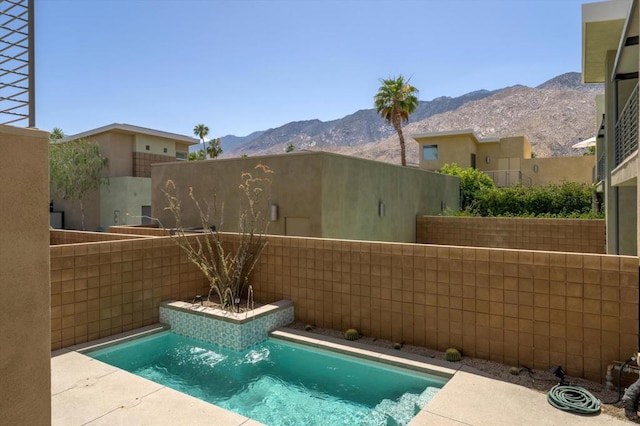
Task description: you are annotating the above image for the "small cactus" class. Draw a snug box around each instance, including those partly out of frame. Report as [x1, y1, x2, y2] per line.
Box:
[344, 328, 360, 341]
[445, 348, 462, 362]
[304, 324, 313, 331]
[510, 366, 520, 376]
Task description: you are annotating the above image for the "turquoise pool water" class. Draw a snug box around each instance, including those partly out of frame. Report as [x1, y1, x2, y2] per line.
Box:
[87, 331, 446, 425]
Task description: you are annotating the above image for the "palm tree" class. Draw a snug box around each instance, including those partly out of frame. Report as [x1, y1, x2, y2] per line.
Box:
[206, 137, 223, 159]
[50, 127, 64, 141]
[374, 75, 419, 166]
[193, 124, 210, 159]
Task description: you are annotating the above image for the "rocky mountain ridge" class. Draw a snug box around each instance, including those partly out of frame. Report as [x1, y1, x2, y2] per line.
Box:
[220, 72, 603, 162]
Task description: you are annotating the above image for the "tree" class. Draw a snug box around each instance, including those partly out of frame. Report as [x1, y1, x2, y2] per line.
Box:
[374, 75, 420, 166]
[49, 138, 109, 230]
[206, 137, 223, 159]
[193, 124, 210, 159]
[50, 127, 64, 141]
[285, 144, 295, 153]
[189, 150, 206, 161]
[439, 163, 495, 210]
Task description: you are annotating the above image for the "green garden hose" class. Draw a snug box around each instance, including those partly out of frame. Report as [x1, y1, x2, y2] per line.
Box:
[547, 384, 601, 415]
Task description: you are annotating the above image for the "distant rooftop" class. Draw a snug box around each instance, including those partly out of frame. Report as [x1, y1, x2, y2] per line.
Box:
[412, 129, 500, 144]
[59, 123, 199, 145]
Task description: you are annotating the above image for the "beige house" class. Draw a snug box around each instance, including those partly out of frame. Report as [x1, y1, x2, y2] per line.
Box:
[582, 0, 638, 255]
[54, 123, 198, 230]
[151, 151, 460, 243]
[414, 130, 595, 187]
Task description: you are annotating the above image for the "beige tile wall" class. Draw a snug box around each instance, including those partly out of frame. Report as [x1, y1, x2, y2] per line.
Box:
[50, 231, 636, 383]
[50, 229, 149, 245]
[251, 235, 636, 383]
[417, 216, 606, 254]
[107, 225, 170, 236]
[50, 237, 209, 350]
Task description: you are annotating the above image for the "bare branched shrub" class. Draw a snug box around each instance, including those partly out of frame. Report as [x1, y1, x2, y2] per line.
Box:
[161, 164, 273, 311]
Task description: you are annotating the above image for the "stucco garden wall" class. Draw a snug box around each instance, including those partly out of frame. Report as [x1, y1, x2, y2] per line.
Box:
[51, 230, 636, 383]
[151, 152, 459, 243]
[1, 125, 51, 425]
[417, 216, 606, 254]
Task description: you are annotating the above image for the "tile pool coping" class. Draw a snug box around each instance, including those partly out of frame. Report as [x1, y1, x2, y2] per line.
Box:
[160, 299, 294, 325]
[68, 323, 458, 381]
[269, 329, 458, 381]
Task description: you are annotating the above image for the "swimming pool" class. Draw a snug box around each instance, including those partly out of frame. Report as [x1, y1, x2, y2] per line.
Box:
[86, 331, 448, 425]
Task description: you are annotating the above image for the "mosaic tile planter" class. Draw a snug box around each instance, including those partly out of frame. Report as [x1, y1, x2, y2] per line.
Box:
[159, 299, 294, 351]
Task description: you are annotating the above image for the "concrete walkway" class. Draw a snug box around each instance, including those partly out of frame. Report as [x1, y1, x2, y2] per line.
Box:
[52, 327, 629, 426]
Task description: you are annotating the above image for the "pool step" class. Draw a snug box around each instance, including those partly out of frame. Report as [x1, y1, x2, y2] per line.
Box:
[367, 387, 440, 426]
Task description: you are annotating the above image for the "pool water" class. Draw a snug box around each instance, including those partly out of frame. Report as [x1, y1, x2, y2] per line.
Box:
[87, 331, 446, 425]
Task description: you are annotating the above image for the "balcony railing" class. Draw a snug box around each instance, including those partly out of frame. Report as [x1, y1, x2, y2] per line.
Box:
[483, 170, 533, 187]
[615, 83, 639, 166]
[596, 152, 605, 183]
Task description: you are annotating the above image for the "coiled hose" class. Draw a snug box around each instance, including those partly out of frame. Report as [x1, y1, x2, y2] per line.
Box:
[547, 384, 601, 414]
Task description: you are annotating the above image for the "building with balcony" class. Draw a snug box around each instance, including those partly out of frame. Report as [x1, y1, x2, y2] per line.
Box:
[413, 130, 595, 187]
[582, 0, 638, 255]
[53, 123, 198, 231]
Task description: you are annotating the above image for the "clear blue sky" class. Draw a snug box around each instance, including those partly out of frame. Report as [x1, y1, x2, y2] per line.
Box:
[37, 0, 596, 138]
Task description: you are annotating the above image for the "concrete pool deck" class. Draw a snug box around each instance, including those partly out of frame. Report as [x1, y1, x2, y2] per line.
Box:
[52, 326, 628, 425]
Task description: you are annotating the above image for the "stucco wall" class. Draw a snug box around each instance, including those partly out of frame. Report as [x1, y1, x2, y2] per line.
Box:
[152, 153, 324, 237]
[92, 132, 135, 177]
[100, 176, 151, 229]
[417, 216, 606, 254]
[418, 134, 477, 170]
[0, 125, 51, 425]
[619, 186, 638, 256]
[522, 156, 595, 186]
[52, 187, 101, 231]
[151, 152, 459, 243]
[134, 133, 177, 157]
[320, 154, 459, 242]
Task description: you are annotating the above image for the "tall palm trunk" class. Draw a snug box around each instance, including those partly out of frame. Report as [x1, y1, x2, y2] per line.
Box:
[201, 138, 207, 160]
[393, 115, 407, 166]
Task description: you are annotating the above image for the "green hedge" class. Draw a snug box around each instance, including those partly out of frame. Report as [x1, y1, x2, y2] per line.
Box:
[439, 164, 601, 218]
[471, 182, 599, 218]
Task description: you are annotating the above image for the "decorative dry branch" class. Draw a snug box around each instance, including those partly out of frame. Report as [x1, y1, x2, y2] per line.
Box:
[161, 164, 273, 311]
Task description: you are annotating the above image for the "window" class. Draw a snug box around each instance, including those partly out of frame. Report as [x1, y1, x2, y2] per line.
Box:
[470, 153, 476, 168]
[422, 145, 438, 161]
[163, 147, 168, 153]
[145, 145, 150, 151]
[175, 151, 187, 160]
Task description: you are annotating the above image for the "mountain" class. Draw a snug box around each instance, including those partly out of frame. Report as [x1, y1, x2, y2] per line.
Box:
[220, 130, 265, 152]
[221, 72, 603, 162]
[223, 88, 503, 156]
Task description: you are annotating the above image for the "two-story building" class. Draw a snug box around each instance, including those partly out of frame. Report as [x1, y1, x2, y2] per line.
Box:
[53, 123, 198, 230]
[413, 130, 595, 187]
[582, 0, 638, 255]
